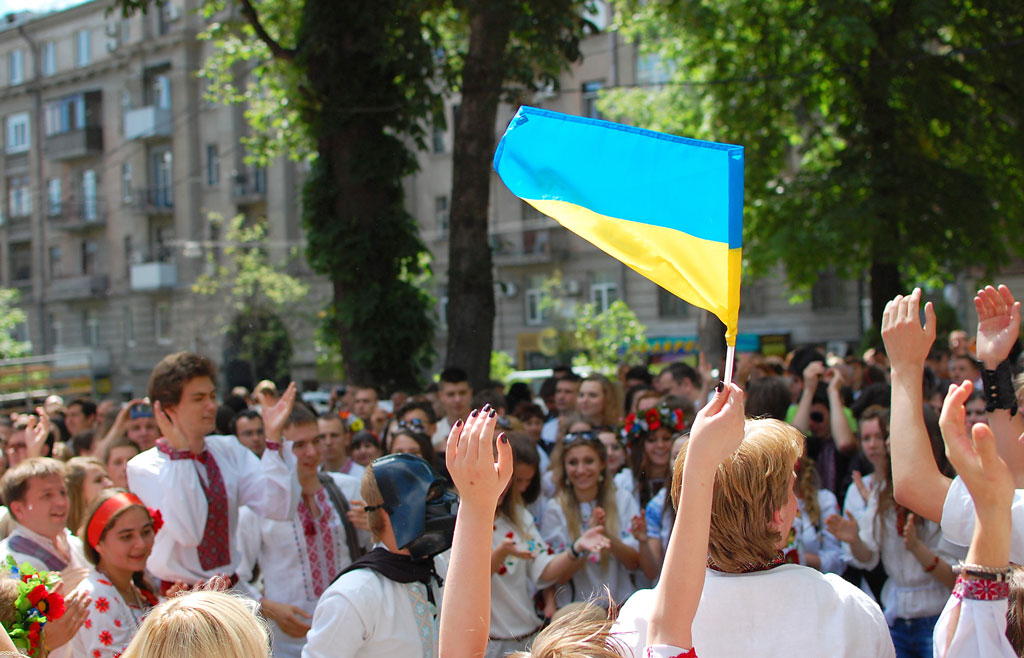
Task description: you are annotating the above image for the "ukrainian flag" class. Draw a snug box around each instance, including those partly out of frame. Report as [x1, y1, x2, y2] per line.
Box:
[493, 106, 744, 343]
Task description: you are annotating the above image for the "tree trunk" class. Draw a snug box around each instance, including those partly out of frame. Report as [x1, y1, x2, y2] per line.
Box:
[869, 257, 902, 330]
[445, 10, 513, 389]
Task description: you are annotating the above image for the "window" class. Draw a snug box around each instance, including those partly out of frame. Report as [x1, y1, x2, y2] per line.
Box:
[7, 176, 31, 218]
[49, 246, 63, 278]
[431, 124, 444, 154]
[82, 311, 99, 347]
[5, 113, 30, 153]
[41, 42, 56, 76]
[81, 170, 97, 221]
[9, 50, 23, 86]
[636, 52, 672, 87]
[48, 313, 62, 349]
[582, 80, 604, 119]
[152, 74, 171, 109]
[44, 95, 87, 136]
[155, 302, 171, 343]
[76, 30, 91, 67]
[525, 276, 548, 326]
[11, 244, 31, 281]
[434, 195, 449, 233]
[120, 91, 131, 135]
[81, 239, 97, 275]
[121, 163, 132, 203]
[206, 144, 219, 186]
[151, 149, 173, 208]
[657, 286, 690, 318]
[47, 178, 62, 216]
[123, 306, 135, 346]
[590, 272, 618, 313]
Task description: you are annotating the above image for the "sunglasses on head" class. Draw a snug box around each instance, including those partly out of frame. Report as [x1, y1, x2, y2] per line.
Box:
[397, 418, 426, 432]
[563, 431, 601, 446]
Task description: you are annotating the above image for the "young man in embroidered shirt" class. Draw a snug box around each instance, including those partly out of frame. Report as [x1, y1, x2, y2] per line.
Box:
[0, 457, 94, 656]
[884, 286, 1024, 561]
[237, 404, 370, 658]
[612, 417, 893, 657]
[303, 451, 457, 658]
[125, 351, 300, 594]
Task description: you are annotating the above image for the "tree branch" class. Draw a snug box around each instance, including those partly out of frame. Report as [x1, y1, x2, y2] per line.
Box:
[236, 0, 296, 61]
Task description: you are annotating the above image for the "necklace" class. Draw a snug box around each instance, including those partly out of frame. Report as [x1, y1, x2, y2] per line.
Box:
[99, 569, 148, 631]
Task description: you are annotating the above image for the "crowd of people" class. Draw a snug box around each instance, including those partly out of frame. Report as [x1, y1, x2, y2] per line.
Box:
[0, 284, 1019, 657]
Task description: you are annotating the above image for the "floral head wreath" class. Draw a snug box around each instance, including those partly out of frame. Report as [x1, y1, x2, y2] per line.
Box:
[622, 401, 688, 443]
[339, 410, 365, 433]
[2, 556, 66, 656]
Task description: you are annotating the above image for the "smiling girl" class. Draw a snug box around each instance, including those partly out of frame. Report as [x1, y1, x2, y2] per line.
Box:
[72, 488, 162, 658]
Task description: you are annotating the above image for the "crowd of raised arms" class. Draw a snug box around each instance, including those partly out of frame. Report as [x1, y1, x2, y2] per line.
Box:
[0, 285, 1020, 658]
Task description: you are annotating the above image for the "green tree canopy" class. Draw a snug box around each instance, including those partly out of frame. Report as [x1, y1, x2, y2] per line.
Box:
[607, 0, 1024, 323]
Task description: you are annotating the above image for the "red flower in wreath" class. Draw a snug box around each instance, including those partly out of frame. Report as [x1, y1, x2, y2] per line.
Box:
[148, 508, 164, 534]
[26, 620, 42, 649]
[27, 583, 65, 619]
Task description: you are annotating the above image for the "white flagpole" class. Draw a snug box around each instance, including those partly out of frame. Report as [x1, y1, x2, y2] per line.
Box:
[723, 344, 736, 386]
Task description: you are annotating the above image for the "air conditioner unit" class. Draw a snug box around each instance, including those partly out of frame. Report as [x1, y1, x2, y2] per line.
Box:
[105, 22, 120, 37]
[564, 279, 582, 296]
[106, 38, 119, 53]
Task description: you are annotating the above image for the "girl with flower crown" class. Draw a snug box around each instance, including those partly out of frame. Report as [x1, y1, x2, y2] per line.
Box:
[619, 399, 691, 510]
[70, 488, 163, 658]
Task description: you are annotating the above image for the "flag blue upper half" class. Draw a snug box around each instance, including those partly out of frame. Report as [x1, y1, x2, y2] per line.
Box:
[493, 106, 744, 249]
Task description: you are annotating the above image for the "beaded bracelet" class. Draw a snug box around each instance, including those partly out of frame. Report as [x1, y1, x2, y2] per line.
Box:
[953, 575, 1010, 601]
[952, 562, 1014, 582]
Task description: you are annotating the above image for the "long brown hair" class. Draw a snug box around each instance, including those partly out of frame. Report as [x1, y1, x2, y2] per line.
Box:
[580, 374, 623, 428]
[65, 456, 107, 534]
[551, 436, 619, 567]
[78, 488, 157, 600]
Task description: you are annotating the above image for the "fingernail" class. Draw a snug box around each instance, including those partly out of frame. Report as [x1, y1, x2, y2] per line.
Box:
[470, 409, 479, 418]
[454, 419, 463, 428]
[715, 381, 725, 393]
[482, 403, 491, 412]
[500, 433, 508, 444]
[488, 409, 496, 418]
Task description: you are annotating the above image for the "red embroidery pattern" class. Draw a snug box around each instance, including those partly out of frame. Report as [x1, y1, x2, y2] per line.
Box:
[953, 576, 1010, 601]
[645, 647, 697, 658]
[97, 579, 112, 586]
[114, 619, 121, 627]
[92, 650, 101, 658]
[95, 597, 110, 613]
[84, 617, 92, 629]
[99, 630, 113, 646]
[298, 488, 340, 598]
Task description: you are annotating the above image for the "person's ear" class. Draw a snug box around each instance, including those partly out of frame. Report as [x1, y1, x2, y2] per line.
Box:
[770, 507, 786, 533]
[8, 499, 25, 523]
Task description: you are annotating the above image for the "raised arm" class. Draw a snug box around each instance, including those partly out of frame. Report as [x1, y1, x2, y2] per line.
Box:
[791, 361, 824, 434]
[974, 285, 1024, 485]
[827, 367, 857, 452]
[936, 380, 1016, 658]
[648, 383, 745, 652]
[882, 288, 951, 522]
[438, 407, 512, 658]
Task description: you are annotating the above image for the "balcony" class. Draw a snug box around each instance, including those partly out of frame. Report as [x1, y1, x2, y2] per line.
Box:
[45, 127, 103, 161]
[491, 227, 570, 267]
[233, 168, 266, 205]
[48, 199, 106, 232]
[49, 274, 109, 301]
[124, 106, 172, 140]
[133, 187, 174, 214]
[130, 262, 177, 291]
[5, 215, 32, 242]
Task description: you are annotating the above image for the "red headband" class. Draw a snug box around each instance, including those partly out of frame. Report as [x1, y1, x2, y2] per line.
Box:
[87, 492, 149, 549]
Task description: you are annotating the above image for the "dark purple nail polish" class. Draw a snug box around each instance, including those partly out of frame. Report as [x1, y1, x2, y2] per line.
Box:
[454, 419, 463, 428]
[470, 409, 479, 418]
[715, 381, 725, 393]
[488, 409, 496, 418]
[500, 433, 508, 444]
[482, 403, 491, 412]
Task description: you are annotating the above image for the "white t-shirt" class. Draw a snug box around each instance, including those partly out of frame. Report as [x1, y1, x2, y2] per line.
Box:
[302, 551, 447, 658]
[612, 564, 894, 658]
[489, 512, 556, 639]
[941, 475, 1024, 563]
[539, 486, 639, 607]
[934, 594, 1017, 658]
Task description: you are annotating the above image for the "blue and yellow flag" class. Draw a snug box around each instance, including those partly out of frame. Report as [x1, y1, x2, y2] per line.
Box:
[493, 106, 744, 344]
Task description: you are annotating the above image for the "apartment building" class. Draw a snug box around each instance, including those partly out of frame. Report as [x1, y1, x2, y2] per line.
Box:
[0, 0, 321, 398]
[410, 10, 866, 370]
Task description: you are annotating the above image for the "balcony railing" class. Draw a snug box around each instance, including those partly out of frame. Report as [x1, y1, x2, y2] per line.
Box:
[124, 106, 172, 140]
[491, 227, 570, 266]
[48, 198, 107, 231]
[133, 187, 174, 214]
[44, 127, 103, 161]
[233, 168, 267, 203]
[130, 262, 177, 291]
[49, 274, 109, 301]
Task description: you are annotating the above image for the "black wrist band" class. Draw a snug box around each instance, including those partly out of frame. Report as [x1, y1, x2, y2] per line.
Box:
[982, 359, 1018, 417]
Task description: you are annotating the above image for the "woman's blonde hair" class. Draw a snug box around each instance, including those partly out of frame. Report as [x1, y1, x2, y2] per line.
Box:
[120, 591, 269, 658]
[672, 418, 801, 572]
[1006, 565, 1024, 655]
[795, 454, 822, 528]
[508, 599, 625, 658]
[580, 374, 622, 428]
[551, 437, 619, 567]
[65, 456, 107, 534]
[361, 462, 387, 542]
